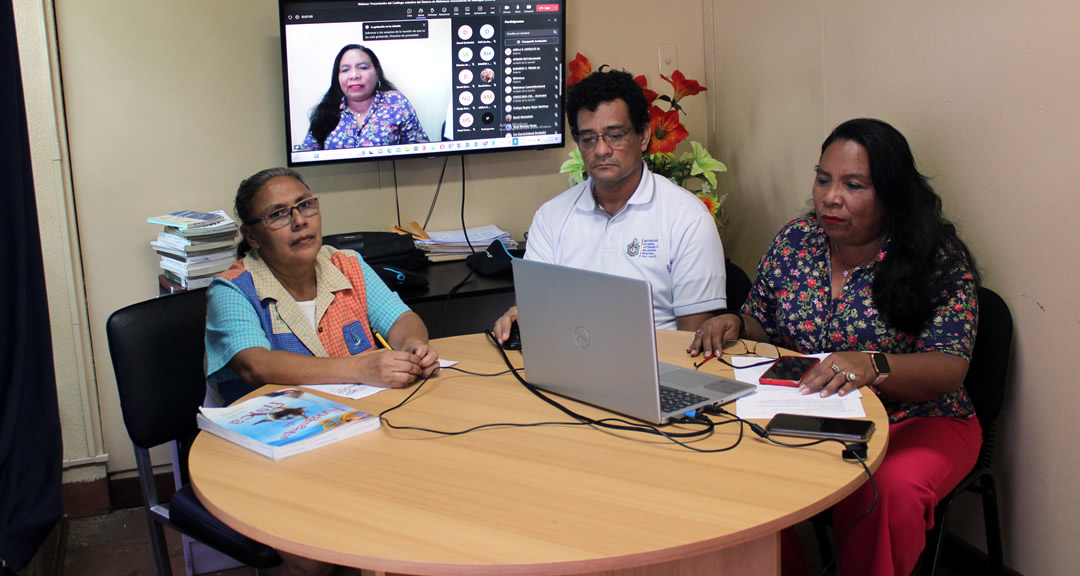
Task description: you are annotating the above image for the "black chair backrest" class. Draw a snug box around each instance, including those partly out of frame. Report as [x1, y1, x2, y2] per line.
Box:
[725, 259, 752, 313]
[106, 289, 209, 450]
[964, 287, 1013, 469]
[965, 287, 1013, 426]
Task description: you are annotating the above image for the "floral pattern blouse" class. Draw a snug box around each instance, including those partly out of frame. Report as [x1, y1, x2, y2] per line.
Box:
[301, 91, 428, 150]
[742, 216, 978, 423]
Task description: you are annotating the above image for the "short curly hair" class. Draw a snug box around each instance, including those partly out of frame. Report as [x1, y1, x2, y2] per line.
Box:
[566, 68, 651, 138]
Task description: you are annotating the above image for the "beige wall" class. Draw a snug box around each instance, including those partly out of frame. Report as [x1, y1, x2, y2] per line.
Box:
[25, 0, 1071, 572]
[39, 0, 707, 474]
[710, 1, 1080, 573]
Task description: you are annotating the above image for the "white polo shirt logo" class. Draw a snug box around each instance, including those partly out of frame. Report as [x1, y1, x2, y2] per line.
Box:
[627, 238, 659, 258]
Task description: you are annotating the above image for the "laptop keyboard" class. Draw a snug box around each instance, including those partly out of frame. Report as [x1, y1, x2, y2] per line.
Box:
[659, 385, 710, 414]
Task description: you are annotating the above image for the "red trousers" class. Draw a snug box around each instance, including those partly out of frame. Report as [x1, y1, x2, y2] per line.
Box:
[783, 415, 983, 576]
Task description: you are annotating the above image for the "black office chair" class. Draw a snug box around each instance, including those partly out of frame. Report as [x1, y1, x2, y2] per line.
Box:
[922, 286, 1011, 575]
[812, 286, 1012, 574]
[725, 259, 752, 312]
[106, 289, 281, 575]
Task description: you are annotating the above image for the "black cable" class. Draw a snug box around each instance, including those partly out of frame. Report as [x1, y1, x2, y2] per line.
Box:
[443, 366, 520, 377]
[817, 449, 877, 576]
[377, 331, 735, 449]
[482, 331, 736, 448]
[392, 158, 401, 227]
[438, 269, 473, 338]
[377, 368, 592, 436]
[705, 406, 879, 575]
[422, 156, 450, 230]
[459, 154, 476, 254]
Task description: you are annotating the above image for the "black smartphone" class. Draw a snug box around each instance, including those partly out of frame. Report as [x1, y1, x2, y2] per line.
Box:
[759, 356, 820, 387]
[765, 413, 875, 442]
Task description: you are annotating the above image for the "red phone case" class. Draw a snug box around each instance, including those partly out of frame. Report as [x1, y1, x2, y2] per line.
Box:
[758, 357, 820, 387]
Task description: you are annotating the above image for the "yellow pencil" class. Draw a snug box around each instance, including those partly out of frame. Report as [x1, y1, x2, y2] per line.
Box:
[374, 331, 393, 350]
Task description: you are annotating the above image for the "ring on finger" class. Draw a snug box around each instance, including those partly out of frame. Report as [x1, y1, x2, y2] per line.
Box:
[695, 329, 703, 335]
[845, 371, 857, 383]
[831, 364, 841, 374]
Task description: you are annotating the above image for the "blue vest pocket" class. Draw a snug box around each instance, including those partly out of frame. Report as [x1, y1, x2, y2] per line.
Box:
[344, 321, 373, 355]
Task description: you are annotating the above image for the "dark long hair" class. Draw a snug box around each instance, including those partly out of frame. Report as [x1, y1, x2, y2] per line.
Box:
[234, 167, 309, 259]
[822, 119, 979, 334]
[307, 44, 397, 148]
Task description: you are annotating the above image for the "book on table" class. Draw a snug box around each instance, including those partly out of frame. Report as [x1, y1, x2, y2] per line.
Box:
[196, 388, 380, 460]
[147, 209, 226, 229]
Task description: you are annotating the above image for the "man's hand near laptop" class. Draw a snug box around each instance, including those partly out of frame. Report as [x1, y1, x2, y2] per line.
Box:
[493, 306, 519, 345]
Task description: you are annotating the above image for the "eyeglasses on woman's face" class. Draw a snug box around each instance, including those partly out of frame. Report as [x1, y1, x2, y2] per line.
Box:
[256, 196, 320, 230]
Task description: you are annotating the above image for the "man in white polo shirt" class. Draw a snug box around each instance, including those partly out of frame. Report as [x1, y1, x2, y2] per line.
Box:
[493, 69, 727, 343]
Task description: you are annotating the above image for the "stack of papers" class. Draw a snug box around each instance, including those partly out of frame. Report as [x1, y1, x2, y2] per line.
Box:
[731, 354, 866, 419]
[419, 224, 517, 262]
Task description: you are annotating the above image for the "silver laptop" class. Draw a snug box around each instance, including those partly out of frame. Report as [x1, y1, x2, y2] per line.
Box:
[512, 260, 756, 424]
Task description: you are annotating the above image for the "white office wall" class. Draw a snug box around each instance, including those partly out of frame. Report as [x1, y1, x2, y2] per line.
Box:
[709, 1, 1080, 574]
[38, 0, 707, 475]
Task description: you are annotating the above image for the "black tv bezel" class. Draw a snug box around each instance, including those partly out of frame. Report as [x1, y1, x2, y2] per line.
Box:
[278, 0, 567, 167]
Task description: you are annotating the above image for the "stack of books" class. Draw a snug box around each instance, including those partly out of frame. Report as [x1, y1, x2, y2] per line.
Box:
[148, 210, 239, 292]
[418, 224, 518, 262]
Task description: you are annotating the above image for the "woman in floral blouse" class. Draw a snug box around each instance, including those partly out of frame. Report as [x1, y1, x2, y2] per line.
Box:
[302, 44, 428, 150]
[689, 118, 981, 575]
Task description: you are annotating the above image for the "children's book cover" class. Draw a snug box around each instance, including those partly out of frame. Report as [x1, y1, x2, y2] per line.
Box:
[197, 388, 379, 460]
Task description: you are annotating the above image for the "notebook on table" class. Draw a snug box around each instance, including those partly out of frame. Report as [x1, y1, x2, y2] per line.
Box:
[512, 259, 755, 425]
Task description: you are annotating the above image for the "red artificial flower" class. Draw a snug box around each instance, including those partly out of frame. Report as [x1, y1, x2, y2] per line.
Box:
[634, 75, 659, 105]
[567, 53, 592, 88]
[661, 70, 707, 102]
[647, 107, 688, 154]
[697, 194, 719, 215]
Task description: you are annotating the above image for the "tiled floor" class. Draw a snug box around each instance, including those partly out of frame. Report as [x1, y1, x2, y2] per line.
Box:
[62, 507, 246, 576]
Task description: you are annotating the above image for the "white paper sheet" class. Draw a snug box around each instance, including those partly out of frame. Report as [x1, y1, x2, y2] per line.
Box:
[300, 359, 459, 400]
[301, 383, 386, 400]
[731, 354, 866, 419]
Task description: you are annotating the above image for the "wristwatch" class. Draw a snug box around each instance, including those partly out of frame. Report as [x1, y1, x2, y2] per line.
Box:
[865, 351, 891, 383]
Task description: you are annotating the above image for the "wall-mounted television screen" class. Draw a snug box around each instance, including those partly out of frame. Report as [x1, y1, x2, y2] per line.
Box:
[279, 0, 566, 166]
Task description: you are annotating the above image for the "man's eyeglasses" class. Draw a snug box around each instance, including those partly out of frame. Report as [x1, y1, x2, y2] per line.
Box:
[694, 340, 782, 370]
[254, 197, 320, 230]
[575, 129, 632, 151]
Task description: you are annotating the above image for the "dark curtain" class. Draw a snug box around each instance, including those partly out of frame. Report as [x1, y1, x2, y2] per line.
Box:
[0, 0, 64, 572]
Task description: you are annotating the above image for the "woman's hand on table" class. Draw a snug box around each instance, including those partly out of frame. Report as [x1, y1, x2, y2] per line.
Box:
[687, 313, 743, 358]
[354, 349, 430, 388]
[800, 351, 875, 397]
[400, 339, 440, 378]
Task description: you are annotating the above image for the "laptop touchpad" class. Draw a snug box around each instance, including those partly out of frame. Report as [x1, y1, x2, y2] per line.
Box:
[659, 366, 719, 388]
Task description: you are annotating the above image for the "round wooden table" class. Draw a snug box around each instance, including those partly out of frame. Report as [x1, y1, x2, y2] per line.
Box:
[190, 331, 888, 575]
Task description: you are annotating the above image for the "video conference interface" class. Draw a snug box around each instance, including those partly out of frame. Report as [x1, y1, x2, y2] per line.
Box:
[281, 0, 565, 165]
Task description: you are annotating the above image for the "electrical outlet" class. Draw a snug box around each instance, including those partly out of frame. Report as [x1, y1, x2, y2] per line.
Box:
[659, 44, 677, 76]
